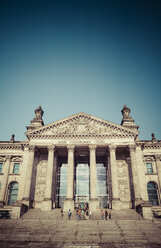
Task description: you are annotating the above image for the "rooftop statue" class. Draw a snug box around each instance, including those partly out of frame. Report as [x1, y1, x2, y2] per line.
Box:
[35, 106, 44, 120]
[151, 133, 157, 142]
[121, 105, 132, 120]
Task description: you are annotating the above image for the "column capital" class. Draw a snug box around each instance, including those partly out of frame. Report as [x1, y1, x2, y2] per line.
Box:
[5, 155, 11, 161]
[47, 145, 55, 152]
[67, 145, 75, 152]
[108, 144, 117, 152]
[28, 145, 36, 152]
[89, 144, 97, 151]
[129, 144, 136, 152]
[155, 155, 161, 161]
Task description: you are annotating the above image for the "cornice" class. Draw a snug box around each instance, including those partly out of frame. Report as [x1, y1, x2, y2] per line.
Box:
[0, 143, 26, 150]
[27, 133, 135, 140]
[136, 141, 161, 150]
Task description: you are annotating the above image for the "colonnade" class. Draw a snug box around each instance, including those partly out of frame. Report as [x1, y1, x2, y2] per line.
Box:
[21, 144, 142, 211]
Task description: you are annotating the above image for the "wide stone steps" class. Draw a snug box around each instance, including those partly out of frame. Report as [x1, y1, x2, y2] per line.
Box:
[0, 218, 161, 248]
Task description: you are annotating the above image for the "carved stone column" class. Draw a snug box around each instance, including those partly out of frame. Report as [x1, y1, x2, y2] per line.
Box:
[0, 156, 11, 207]
[63, 145, 75, 211]
[155, 155, 161, 200]
[42, 145, 55, 211]
[129, 145, 141, 206]
[89, 145, 99, 211]
[109, 145, 120, 209]
[22, 145, 35, 206]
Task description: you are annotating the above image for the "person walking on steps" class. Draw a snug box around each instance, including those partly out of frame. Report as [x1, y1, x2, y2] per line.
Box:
[61, 208, 63, 218]
[101, 210, 104, 220]
[109, 211, 111, 220]
[68, 209, 72, 220]
[105, 210, 108, 220]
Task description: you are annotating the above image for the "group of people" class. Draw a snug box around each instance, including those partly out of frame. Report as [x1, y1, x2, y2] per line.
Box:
[61, 208, 111, 221]
[101, 209, 111, 220]
[75, 207, 92, 221]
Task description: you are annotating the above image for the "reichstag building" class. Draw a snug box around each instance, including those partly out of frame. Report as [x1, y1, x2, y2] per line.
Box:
[0, 105, 161, 219]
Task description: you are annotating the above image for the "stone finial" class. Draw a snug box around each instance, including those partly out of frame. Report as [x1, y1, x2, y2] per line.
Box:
[34, 106, 44, 120]
[10, 134, 15, 143]
[151, 133, 156, 142]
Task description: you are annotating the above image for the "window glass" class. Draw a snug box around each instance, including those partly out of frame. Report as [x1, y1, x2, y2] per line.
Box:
[75, 164, 89, 196]
[0, 163, 3, 173]
[13, 163, 20, 174]
[146, 163, 153, 173]
[56, 163, 68, 208]
[147, 182, 159, 206]
[96, 163, 108, 208]
[7, 182, 19, 205]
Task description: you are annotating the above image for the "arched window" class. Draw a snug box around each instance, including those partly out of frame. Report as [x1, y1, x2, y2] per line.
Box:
[147, 182, 159, 206]
[7, 182, 19, 205]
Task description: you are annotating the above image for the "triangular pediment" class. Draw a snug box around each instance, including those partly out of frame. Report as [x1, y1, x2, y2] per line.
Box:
[26, 112, 137, 139]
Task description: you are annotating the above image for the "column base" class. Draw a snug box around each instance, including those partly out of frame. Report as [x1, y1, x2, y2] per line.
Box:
[63, 199, 74, 211]
[22, 197, 30, 207]
[120, 201, 132, 209]
[89, 198, 100, 212]
[135, 198, 144, 207]
[0, 201, 4, 208]
[41, 199, 52, 211]
[112, 199, 121, 210]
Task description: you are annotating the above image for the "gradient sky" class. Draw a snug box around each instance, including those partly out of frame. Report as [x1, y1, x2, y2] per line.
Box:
[0, 0, 161, 141]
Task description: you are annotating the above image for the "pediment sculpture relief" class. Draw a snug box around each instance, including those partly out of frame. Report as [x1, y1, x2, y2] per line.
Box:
[42, 118, 123, 136]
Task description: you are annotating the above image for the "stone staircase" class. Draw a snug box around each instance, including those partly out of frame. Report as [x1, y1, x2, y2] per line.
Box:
[0, 209, 161, 248]
[21, 208, 143, 220]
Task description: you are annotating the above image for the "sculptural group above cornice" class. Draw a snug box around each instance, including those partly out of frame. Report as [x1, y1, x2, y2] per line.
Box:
[25, 113, 137, 139]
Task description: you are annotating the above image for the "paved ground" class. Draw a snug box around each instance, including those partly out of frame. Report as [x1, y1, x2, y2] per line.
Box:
[0, 209, 161, 248]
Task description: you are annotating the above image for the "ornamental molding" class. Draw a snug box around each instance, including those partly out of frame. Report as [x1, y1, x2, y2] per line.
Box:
[47, 145, 55, 152]
[108, 144, 117, 151]
[11, 156, 23, 162]
[89, 144, 97, 151]
[143, 156, 155, 162]
[0, 156, 6, 162]
[143, 143, 161, 149]
[28, 145, 36, 152]
[117, 160, 130, 201]
[67, 144, 75, 152]
[0, 143, 25, 150]
[136, 142, 161, 150]
[129, 144, 136, 152]
[25, 112, 137, 140]
[154, 155, 161, 161]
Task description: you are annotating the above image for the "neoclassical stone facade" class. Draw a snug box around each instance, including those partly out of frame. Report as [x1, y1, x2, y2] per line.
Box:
[0, 105, 161, 218]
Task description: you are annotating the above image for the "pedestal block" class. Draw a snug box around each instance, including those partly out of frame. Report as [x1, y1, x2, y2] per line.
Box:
[63, 199, 74, 211]
[112, 199, 121, 210]
[89, 198, 99, 212]
[41, 199, 52, 211]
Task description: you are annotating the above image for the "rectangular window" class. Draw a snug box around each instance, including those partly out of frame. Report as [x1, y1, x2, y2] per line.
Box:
[146, 163, 153, 174]
[0, 163, 3, 173]
[13, 163, 20, 174]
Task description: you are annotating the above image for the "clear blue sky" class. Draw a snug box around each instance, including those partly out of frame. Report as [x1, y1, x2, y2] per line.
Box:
[0, 0, 161, 141]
